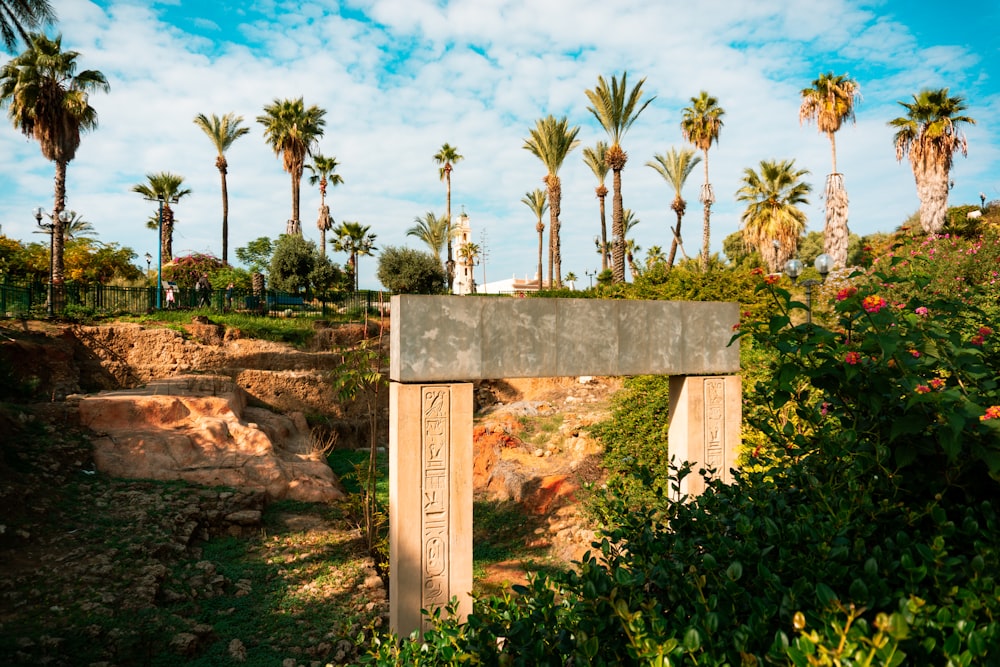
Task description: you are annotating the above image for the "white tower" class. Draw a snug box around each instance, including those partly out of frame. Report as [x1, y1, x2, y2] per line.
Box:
[453, 211, 475, 295]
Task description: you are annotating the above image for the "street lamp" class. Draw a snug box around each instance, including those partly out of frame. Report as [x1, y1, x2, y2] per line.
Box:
[783, 253, 832, 323]
[144, 252, 152, 275]
[33, 207, 71, 317]
[585, 269, 597, 288]
[145, 194, 179, 309]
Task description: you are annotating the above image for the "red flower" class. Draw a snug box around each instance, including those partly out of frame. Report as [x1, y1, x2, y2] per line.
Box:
[836, 287, 857, 301]
[971, 335, 985, 346]
[862, 295, 887, 313]
[750, 267, 765, 276]
[979, 326, 993, 337]
[764, 274, 780, 285]
[929, 378, 945, 390]
[915, 385, 931, 394]
[981, 406, 1000, 421]
[844, 351, 861, 365]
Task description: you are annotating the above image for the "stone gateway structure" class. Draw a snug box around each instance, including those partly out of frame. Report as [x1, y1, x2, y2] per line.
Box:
[389, 295, 741, 636]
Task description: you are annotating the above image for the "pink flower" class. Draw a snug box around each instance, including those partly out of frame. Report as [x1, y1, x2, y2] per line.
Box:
[909, 349, 920, 358]
[836, 287, 857, 301]
[979, 326, 993, 337]
[915, 385, 931, 394]
[914, 306, 929, 316]
[862, 295, 888, 314]
[820, 402, 830, 416]
[981, 406, 1000, 421]
[929, 378, 945, 390]
[844, 351, 861, 365]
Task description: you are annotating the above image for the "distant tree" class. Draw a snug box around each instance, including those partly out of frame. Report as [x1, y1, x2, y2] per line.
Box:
[131, 172, 191, 262]
[0, 32, 108, 282]
[433, 143, 463, 291]
[332, 221, 377, 291]
[737, 159, 812, 273]
[163, 253, 224, 289]
[646, 147, 701, 269]
[582, 141, 610, 272]
[521, 189, 548, 286]
[309, 254, 347, 296]
[376, 245, 446, 294]
[586, 72, 654, 283]
[0, 0, 55, 53]
[305, 153, 343, 256]
[523, 115, 580, 288]
[193, 112, 249, 264]
[889, 88, 975, 234]
[406, 211, 450, 265]
[256, 97, 326, 234]
[268, 234, 317, 293]
[681, 91, 725, 270]
[235, 236, 273, 275]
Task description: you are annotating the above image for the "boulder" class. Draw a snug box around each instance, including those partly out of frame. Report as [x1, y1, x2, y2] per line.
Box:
[79, 375, 344, 503]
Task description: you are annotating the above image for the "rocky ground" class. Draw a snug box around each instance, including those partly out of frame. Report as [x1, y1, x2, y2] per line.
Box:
[0, 320, 617, 666]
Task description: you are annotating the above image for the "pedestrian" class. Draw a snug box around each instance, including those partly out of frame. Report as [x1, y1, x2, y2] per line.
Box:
[225, 282, 234, 311]
[165, 282, 175, 309]
[197, 274, 211, 308]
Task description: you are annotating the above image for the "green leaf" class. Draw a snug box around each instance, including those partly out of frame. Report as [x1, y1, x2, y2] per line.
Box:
[683, 627, 701, 652]
[816, 583, 838, 607]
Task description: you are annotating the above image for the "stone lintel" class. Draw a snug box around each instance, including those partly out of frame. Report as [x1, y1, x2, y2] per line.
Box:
[389, 381, 473, 638]
[390, 296, 740, 382]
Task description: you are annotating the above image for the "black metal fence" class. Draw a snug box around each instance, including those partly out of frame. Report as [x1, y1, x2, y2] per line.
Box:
[0, 281, 386, 320]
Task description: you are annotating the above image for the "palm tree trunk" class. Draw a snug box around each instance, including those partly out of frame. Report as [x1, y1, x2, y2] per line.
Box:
[912, 153, 950, 234]
[52, 160, 68, 284]
[536, 222, 544, 288]
[162, 207, 174, 262]
[611, 169, 625, 283]
[445, 173, 455, 292]
[220, 167, 230, 264]
[668, 206, 682, 268]
[290, 169, 302, 234]
[547, 175, 562, 289]
[598, 191, 608, 272]
[828, 132, 838, 175]
[700, 150, 713, 271]
[824, 173, 849, 269]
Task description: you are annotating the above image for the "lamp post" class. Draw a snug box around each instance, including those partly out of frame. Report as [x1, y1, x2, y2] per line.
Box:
[145, 194, 179, 309]
[982, 192, 987, 211]
[585, 269, 596, 288]
[33, 207, 70, 317]
[783, 253, 832, 323]
[144, 252, 152, 276]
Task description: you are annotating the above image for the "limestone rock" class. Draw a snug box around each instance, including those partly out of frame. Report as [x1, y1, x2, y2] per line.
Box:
[79, 375, 344, 503]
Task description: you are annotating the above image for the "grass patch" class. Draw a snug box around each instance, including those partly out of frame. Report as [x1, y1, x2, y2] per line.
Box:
[517, 413, 564, 447]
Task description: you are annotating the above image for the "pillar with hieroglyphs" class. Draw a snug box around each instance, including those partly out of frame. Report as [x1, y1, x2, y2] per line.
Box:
[667, 375, 742, 497]
[389, 381, 473, 636]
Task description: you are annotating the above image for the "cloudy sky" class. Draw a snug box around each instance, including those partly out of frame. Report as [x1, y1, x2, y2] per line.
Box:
[1, 0, 997, 290]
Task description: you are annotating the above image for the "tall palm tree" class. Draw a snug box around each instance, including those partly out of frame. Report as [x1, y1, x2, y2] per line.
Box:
[0, 32, 108, 283]
[332, 221, 376, 291]
[737, 159, 812, 273]
[131, 172, 191, 262]
[457, 241, 480, 291]
[680, 91, 725, 270]
[406, 211, 450, 266]
[799, 73, 861, 269]
[193, 112, 249, 265]
[432, 143, 463, 292]
[521, 189, 548, 287]
[523, 115, 580, 289]
[585, 72, 654, 283]
[305, 153, 343, 257]
[646, 147, 701, 269]
[256, 97, 326, 235]
[582, 141, 610, 272]
[0, 0, 54, 52]
[889, 88, 975, 234]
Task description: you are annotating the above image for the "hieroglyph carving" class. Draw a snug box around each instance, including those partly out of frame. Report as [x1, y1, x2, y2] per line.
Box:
[422, 387, 450, 610]
[704, 378, 725, 478]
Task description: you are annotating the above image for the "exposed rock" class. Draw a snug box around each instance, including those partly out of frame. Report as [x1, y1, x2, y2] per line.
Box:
[79, 375, 344, 503]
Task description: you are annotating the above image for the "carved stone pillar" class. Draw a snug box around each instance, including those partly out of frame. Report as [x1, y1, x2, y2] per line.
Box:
[667, 375, 741, 497]
[389, 381, 473, 637]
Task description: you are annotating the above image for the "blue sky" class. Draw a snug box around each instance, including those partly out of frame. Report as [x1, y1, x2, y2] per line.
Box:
[1, 0, 997, 290]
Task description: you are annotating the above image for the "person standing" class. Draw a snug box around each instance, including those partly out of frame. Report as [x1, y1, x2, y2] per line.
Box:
[225, 282, 234, 311]
[165, 282, 176, 309]
[197, 274, 211, 308]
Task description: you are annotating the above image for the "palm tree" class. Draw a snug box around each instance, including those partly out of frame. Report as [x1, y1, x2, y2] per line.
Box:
[256, 97, 326, 235]
[799, 73, 861, 269]
[646, 147, 701, 269]
[406, 211, 450, 266]
[582, 141, 610, 272]
[305, 153, 343, 257]
[645, 245, 666, 271]
[332, 221, 376, 291]
[0, 0, 54, 52]
[0, 32, 108, 283]
[680, 91, 725, 270]
[737, 159, 812, 273]
[889, 88, 975, 234]
[433, 143, 463, 292]
[523, 115, 580, 289]
[131, 172, 191, 262]
[457, 241, 480, 291]
[622, 209, 641, 281]
[521, 189, 548, 287]
[585, 72, 654, 283]
[193, 112, 249, 265]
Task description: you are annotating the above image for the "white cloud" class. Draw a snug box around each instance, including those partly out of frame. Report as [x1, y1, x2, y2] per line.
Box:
[0, 0, 995, 289]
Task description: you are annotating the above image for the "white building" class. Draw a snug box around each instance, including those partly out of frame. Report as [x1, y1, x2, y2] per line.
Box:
[452, 211, 476, 295]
